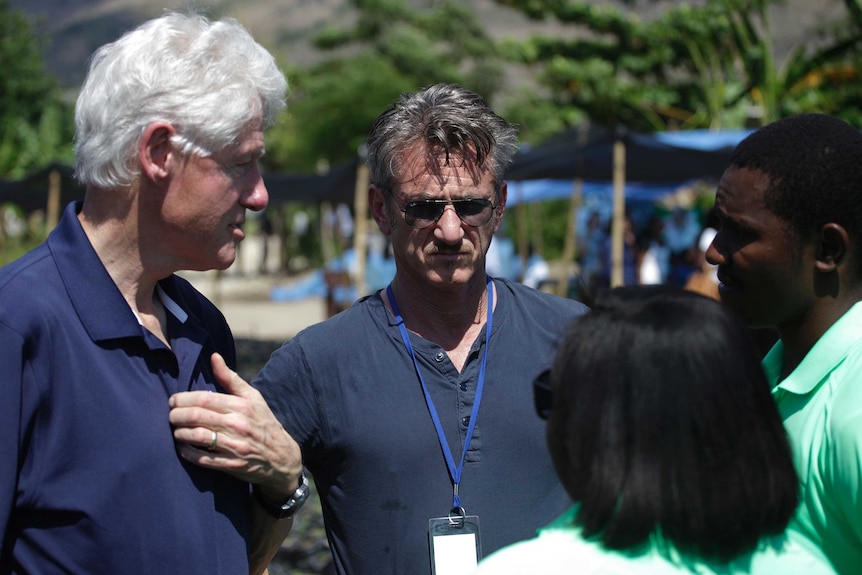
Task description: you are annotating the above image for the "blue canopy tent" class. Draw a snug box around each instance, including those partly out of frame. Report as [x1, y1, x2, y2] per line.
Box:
[503, 125, 754, 288]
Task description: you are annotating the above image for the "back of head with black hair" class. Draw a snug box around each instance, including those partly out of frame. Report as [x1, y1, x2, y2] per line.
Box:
[729, 113, 862, 242]
[547, 285, 799, 563]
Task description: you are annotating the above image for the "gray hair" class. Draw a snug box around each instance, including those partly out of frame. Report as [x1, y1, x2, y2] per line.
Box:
[365, 84, 518, 194]
[74, 11, 287, 190]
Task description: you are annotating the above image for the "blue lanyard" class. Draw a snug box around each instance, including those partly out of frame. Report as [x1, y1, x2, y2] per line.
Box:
[386, 278, 493, 512]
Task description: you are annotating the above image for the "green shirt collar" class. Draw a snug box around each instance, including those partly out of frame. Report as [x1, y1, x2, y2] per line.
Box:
[767, 301, 862, 395]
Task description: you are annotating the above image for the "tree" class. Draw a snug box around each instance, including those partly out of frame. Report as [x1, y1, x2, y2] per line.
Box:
[263, 55, 415, 172]
[493, 0, 862, 131]
[315, 0, 505, 100]
[0, 0, 74, 177]
[694, 0, 862, 124]
[264, 0, 508, 172]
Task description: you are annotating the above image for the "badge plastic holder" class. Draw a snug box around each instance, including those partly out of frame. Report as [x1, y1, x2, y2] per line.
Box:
[428, 507, 482, 575]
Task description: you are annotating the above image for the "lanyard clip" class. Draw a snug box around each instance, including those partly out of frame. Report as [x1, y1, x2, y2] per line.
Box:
[448, 504, 466, 526]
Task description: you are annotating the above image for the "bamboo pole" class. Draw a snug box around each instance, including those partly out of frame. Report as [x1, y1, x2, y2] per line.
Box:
[610, 139, 626, 287]
[47, 169, 61, 232]
[516, 200, 529, 280]
[558, 178, 583, 297]
[353, 160, 369, 298]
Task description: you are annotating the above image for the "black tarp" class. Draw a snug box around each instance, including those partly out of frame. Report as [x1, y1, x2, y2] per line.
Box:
[263, 159, 357, 205]
[0, 161, 357, 214]
[0, 163, 84, 214]
[505, 124, 740, 183]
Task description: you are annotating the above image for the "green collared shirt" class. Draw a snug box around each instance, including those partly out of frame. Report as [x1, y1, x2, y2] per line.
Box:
[764, 301, 862, 575]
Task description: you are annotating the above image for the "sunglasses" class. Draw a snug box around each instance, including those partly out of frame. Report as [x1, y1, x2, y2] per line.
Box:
[533, 369, 552, 420]
[400, 198, 497, 229]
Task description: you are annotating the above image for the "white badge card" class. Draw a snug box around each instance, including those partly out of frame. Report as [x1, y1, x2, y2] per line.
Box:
[429, 515, 482, 575]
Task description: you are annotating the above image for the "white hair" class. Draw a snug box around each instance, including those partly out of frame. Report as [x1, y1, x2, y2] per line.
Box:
[74, 11, 287, 190]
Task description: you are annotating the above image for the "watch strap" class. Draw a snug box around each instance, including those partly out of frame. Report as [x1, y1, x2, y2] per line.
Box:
[252, 472, 310, 520]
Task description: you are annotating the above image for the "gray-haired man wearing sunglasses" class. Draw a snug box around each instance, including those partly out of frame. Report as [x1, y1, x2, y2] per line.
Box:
[252, 83, 589, 575]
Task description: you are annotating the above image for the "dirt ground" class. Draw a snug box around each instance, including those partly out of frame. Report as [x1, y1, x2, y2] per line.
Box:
[180, 269, 326, 339]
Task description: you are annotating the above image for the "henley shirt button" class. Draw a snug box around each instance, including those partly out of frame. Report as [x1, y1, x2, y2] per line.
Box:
[435, 352, 445, 362]
[461, 416, 470, 427]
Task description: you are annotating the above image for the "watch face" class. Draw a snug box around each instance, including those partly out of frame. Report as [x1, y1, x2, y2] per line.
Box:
[255, 473, 310, 519]
[290, 475, 310, 508]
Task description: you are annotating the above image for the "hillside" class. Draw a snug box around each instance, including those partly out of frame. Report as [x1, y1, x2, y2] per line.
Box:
[11, 0, 848, 90]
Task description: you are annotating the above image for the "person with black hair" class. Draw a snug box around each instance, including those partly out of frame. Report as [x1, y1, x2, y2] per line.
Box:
[705, 113, 862, 574]
[473, 285, 835, 575]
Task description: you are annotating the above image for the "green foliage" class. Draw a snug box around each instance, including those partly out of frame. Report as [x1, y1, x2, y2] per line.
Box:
[264, 0, 511, 173]
[493, 0, 862, 131]
[0, 0, 74, 177]
[315, 0, 505, 101]
[500, 89, 582, 145]
[263, 55, 416, 171]
[0, 0, 54, 123]
[531, 199, 570, 261]
[0, 101, 75, 176]
[494, 1, 687, 131]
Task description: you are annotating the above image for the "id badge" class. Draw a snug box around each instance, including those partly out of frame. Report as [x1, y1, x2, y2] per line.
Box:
[428, 511, 481, 575]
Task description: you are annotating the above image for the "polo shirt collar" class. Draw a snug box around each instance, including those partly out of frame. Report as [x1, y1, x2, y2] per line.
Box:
[766, 301, 862, 395]
[46, 202, 187, 343]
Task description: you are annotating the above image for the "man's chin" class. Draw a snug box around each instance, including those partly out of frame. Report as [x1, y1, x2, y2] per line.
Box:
[192, 248, 237, 273]
[718, 289, 770, 328]
[717, 285, 746, 314]
[422, 270, 471, 289]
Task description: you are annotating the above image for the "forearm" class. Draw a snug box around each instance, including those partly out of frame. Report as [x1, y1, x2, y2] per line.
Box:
[247, 471, 309, 575]
[248, 501, 294, 575]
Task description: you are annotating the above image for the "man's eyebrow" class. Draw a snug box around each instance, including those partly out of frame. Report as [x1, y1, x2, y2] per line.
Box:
[239, 147, 265, 160]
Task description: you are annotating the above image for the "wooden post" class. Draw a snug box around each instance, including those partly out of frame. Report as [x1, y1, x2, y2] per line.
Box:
[516, 200, 529, 279]
[558, 178, 583, 297]
[353, 159, 369, 298]
[558, 122, 591, 297]
[529, 202, 543, 258]
[611, 139, 626, 287]
[320, 202, 334, 264]
[47, 169, 62, 232]
[0, 205, 6, 255]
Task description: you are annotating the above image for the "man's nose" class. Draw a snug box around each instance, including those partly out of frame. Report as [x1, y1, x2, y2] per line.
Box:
[242, 168, 269, 212]
[705, 238, 723, 266]
[434, 204, 465, 243]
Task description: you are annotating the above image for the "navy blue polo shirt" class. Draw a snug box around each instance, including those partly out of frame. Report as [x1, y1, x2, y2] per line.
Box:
[0, 202, 249, 574]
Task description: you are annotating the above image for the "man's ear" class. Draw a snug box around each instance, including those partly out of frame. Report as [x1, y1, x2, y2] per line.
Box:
[369, 185, 393, 236]
[139, 122, 175, 184]
[815, 223, 849, 273]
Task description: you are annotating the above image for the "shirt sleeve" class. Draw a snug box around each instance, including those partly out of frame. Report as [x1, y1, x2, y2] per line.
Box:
[251, 336, 324, 460]
[0, 321, 25, 548]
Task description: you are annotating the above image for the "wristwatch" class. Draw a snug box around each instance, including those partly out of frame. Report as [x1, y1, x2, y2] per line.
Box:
[252, 472, 310, 519]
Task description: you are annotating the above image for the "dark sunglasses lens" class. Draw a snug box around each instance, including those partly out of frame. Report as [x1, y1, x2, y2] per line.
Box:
[405, 202, 445, 227]
[455, 200, 492, 224]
